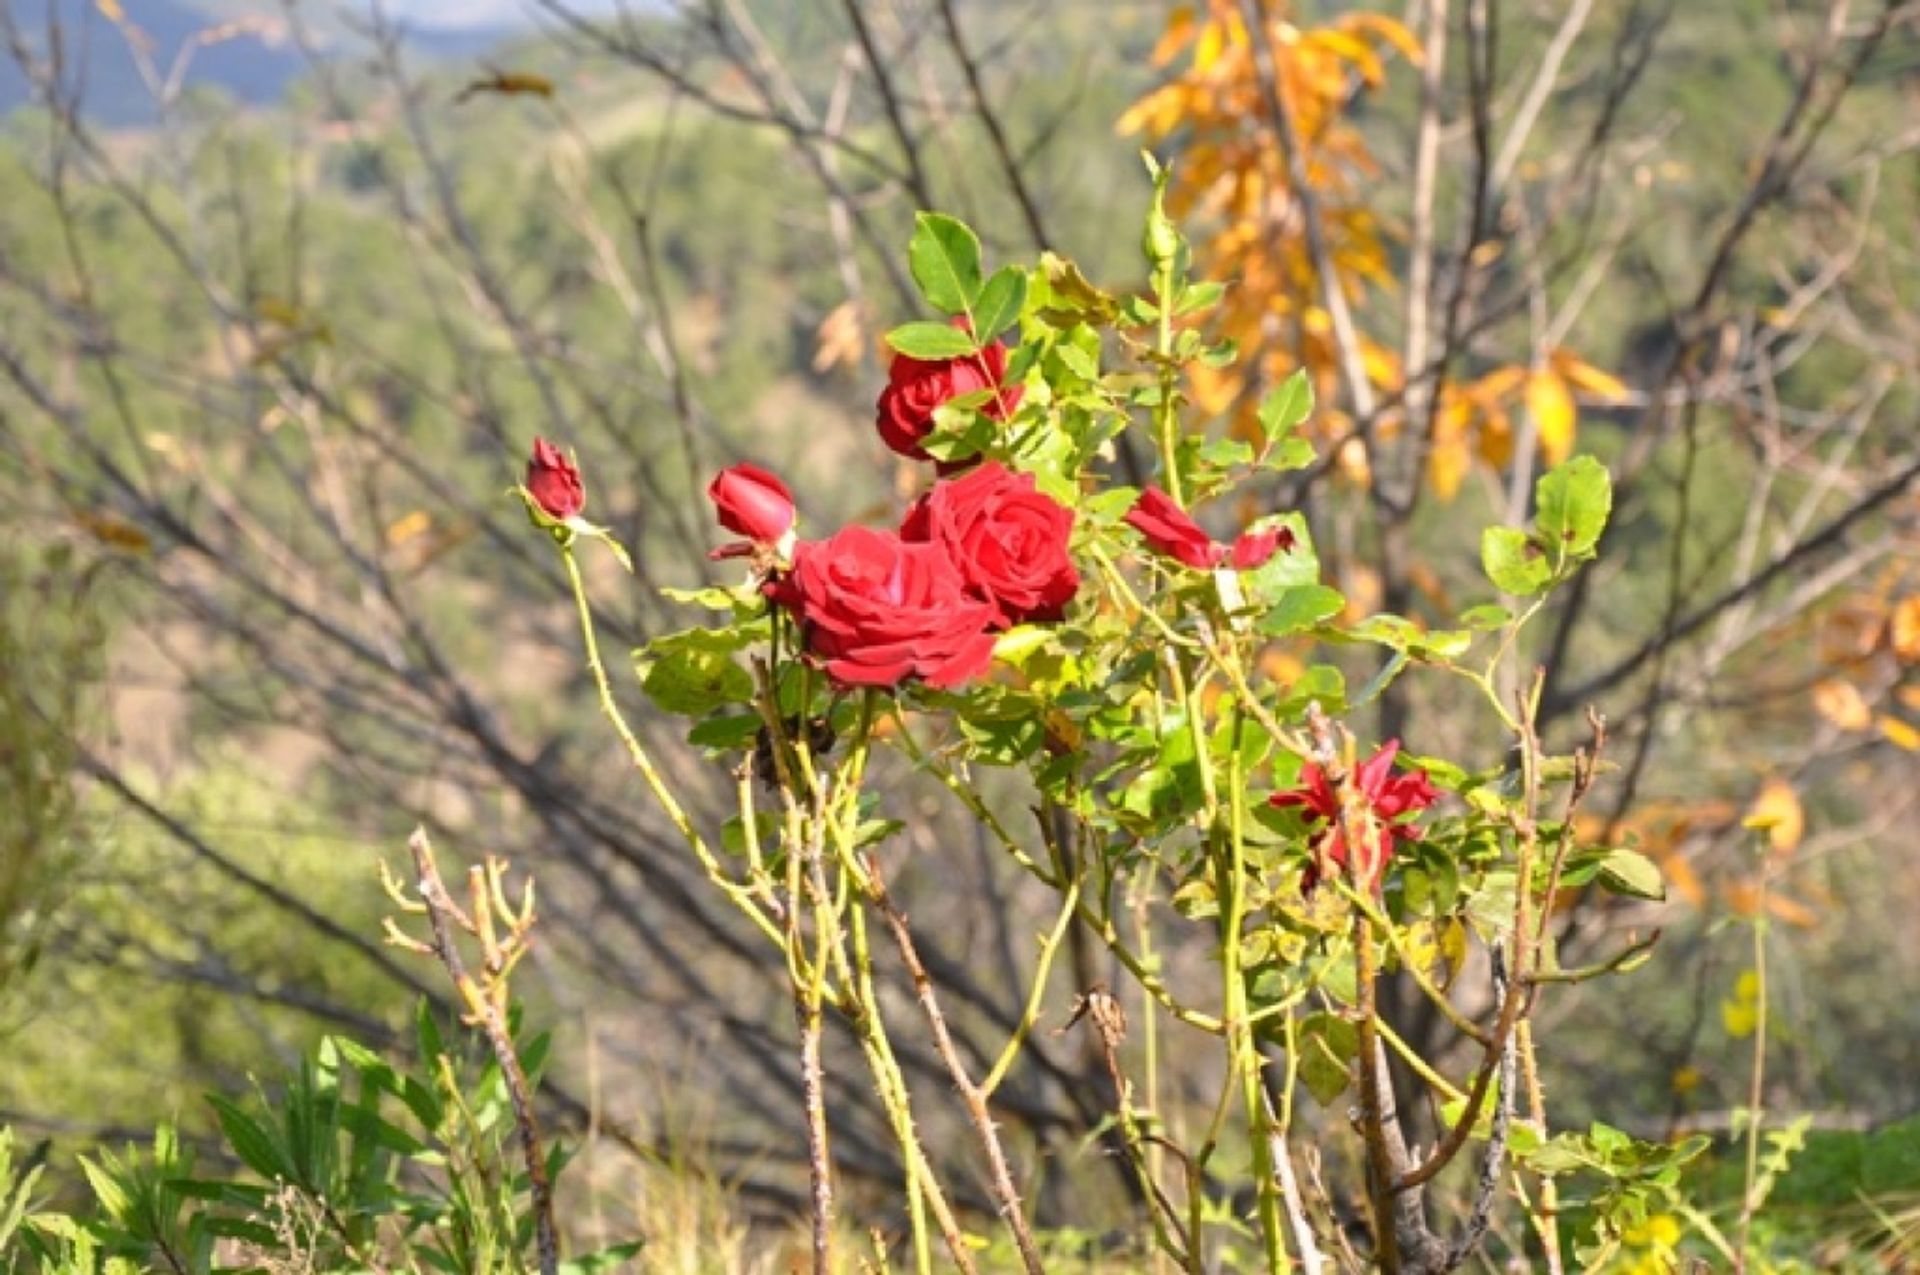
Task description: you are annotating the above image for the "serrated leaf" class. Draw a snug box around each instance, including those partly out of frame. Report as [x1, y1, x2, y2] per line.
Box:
[1257, 369, 1314, 441]
[636, 632, 755, 716]
[886, 321, 977, 360]
[1257, 584, 1345, 636]
[1596, 848, 1665, 901]
[1535, 454, 1611, 560]
[1298, 1012, 1359, 1106]
[972, 265, 1027, 340]
[908, 212, 983, 314]
[1481, 526, 1551, 596]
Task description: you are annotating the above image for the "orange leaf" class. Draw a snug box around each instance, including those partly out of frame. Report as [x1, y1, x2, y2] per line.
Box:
[386, 511, 432, 548]
[1526, 371, 1577, 465]
[1890, 596, 1920, 662]
[1151, 4, 1198, 66]
[1340, 12, 1424, 62]
[1811, 678, 1873, 731]
[1549, 347, 1632, 401]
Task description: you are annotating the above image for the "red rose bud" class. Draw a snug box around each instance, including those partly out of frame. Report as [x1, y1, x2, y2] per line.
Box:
[767, 525, 997, 690]
[1228, 524, 1296, 571]
[900, 461, 1078, 628]
[875, 320, 1023, 461]
[1124, 486, 1225, 570]
[709, 463, 795, 544]
[1270, 739, 1439, 893]
[525, 437, 585, 521]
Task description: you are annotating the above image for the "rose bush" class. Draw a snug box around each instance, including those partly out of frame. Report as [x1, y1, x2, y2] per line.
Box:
[875, 326, 1022, 461]
[769, 525, 998, 690]
[900, 461, 1078, 627]
[544, 201, 1675, 1274]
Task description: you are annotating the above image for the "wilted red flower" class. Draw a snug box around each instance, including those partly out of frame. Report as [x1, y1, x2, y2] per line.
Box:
[1270, 740, 1439, 892]
[708, 463, 795, 559]
[525, 437, 585, 521]
[876, 322, 1023, 461]
[1125, 487, 1295, 571]
[901, 461, 1078, 628]
[1228, 524, 1295, 570]
[1125, 487, 1221, 569]
[768, 525, 998, 690]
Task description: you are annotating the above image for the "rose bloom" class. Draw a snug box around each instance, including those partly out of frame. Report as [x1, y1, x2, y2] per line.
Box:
[526, 437, 585, 521]
[1270, 740, 1439, 893]
[1125, 486, 1295, 571]
[708, 463, 795, 558]
[770, 525, 998, 690]
[876, 332, 1023, 461]
[901, 461, 1078, 628]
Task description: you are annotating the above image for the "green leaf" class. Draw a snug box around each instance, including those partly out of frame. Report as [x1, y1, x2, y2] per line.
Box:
[1257, 369, 1314, 441]
[687, 712, 762, 753]
[1595, 848, 1665, 901]
[1459, 604, 1511, 631]
[908, 212, 983, 314]
[1481, 526, 1551, 596]
[886, 321, 977, 360]
[636, 630, 755, 717]
[1257, 584, 1345, 636]
[971, 265, 1028, 340]
[208, 1098, 290, 1183]
[1535, 454, 1612, 560]
[561, 1241, 648, 1274]
[1299, 1011, 1359, 1106]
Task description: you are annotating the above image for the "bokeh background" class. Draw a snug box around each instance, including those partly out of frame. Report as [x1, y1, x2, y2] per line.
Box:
[2, 0, 1918, 1262]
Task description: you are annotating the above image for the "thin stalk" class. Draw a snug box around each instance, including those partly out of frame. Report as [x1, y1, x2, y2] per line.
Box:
[560, 545, 783, 947]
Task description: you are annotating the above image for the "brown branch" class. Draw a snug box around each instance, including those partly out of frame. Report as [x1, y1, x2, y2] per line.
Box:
[402, 829, 559, 1275]
[866, 856, 1046, 1275]
[932, 0, 1051, 250]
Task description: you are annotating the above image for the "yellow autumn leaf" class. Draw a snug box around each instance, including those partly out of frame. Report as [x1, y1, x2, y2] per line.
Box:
[1302, 29, 1386, 85]
[1470, 364, 1527, 403]
[1720, 969, 1759, 1039]
[95, 0, 124, 19]
[1549, 347, 1632, 401]
[1811, 678, 1873, 731]
[1743, 777, 1803, 853]
[1890, 596, 1920, 663]
[1526, 370, 1577, 465]
[1340, 12, 1423, 62]
[386, 511, 432, 548]
[1879, 715, 1920, 750]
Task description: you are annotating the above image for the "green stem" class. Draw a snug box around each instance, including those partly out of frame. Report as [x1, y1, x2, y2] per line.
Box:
[560, 546, 785, 948]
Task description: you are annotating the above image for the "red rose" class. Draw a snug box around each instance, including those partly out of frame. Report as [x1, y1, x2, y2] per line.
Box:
[526, 437, 585, 521]
[770, 525, 997, 690]
[1270, 740, 1439, 893]
[876, 326, 1023, 461]
[708, 463, 795, 558]
[1126, 486, 1297, 571]
[901, 461, 1078, 628]
[1125, 487, 1221, 569]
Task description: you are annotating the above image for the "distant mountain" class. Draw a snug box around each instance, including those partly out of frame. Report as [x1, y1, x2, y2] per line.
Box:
[0, 0, 517, 125]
